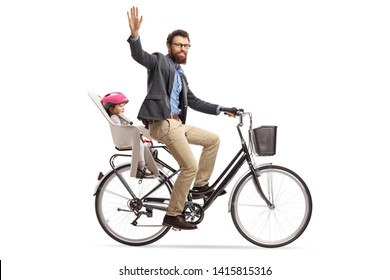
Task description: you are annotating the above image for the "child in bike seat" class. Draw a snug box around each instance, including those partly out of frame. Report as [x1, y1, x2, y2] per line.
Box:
[102, 92, 153, 177]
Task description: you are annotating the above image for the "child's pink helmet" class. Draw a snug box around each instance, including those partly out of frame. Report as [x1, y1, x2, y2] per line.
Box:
[101, 92, 128, 109]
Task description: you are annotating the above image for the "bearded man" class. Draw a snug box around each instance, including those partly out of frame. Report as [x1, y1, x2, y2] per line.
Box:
[127, 6, 237, 230]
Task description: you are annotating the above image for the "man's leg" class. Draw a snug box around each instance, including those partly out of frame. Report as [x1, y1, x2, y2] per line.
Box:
[150, 120, 197, 216]
[183, 125, 220, 188]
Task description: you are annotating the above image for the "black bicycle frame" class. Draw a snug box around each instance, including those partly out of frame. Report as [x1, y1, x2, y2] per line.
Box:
[107, 121, 272, 211]
[199, 123, 272, 209]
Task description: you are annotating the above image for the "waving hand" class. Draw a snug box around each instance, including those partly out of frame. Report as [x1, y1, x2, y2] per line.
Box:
[127, 6, 143, 38]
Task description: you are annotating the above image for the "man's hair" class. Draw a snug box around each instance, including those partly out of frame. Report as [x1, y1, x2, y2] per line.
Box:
[166, 29, 190, 44]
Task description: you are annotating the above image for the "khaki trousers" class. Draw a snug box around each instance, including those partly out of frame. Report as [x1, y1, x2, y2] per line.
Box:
[149, 119, 220, 216]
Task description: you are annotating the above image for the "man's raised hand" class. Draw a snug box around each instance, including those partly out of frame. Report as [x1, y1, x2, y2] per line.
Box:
[127, 6, 143, 38]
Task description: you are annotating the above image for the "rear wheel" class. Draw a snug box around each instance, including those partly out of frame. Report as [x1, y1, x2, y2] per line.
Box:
[95, 164, 172, 246]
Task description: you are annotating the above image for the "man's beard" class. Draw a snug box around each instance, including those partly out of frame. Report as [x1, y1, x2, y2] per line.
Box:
[171, 51, 187, 64]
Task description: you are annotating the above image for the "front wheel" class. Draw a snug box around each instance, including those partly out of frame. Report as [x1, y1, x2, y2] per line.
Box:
[231, 165, 312, 248]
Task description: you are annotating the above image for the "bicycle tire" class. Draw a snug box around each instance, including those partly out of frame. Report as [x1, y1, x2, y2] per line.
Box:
[231, 165, 312, 248]
[95, 164, 172, 246]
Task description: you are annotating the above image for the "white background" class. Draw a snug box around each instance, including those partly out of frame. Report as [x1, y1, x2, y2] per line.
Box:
[1, 0, 389, 279]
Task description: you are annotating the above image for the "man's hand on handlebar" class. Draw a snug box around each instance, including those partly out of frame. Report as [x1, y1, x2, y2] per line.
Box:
[220, 106, 239, 117]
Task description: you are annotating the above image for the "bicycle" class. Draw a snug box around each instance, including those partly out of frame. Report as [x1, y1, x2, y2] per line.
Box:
[93, 110, 312, 248]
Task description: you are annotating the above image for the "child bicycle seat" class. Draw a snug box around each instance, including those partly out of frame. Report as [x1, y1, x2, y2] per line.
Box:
[88, 92, 158, 178]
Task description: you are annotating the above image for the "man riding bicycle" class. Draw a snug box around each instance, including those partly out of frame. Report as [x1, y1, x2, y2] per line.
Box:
[127, 6, 237, 230]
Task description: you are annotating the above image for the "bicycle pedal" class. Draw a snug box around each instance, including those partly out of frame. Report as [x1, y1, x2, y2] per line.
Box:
[171, 227, 181, 231]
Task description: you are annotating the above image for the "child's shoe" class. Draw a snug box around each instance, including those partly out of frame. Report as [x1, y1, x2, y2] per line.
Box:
[137, 167, 153, 178]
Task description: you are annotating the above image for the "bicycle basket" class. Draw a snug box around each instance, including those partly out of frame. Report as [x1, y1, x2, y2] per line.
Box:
[250, 126, 277, 156]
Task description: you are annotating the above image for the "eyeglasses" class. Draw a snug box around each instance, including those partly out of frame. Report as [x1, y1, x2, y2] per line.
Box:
[171, 42, 191, 49]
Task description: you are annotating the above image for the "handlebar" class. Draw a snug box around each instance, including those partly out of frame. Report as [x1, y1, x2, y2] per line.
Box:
[236, 109, 253, 130]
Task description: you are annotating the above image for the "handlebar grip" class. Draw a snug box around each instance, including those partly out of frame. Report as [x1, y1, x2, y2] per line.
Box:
[221, 107, 239, 116]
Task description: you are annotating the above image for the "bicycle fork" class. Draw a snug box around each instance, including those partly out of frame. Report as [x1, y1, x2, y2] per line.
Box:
[249, 165, 274, 208]
[236, 121, 273, 208]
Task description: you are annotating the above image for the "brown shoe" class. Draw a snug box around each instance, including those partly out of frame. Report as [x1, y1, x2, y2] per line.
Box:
[191, 185, 227, 199]
[137, 167, 154, 178]
[162, 215, 197, 230]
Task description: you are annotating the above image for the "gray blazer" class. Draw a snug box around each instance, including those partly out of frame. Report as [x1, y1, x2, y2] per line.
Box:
[128, 36, 219, 125]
